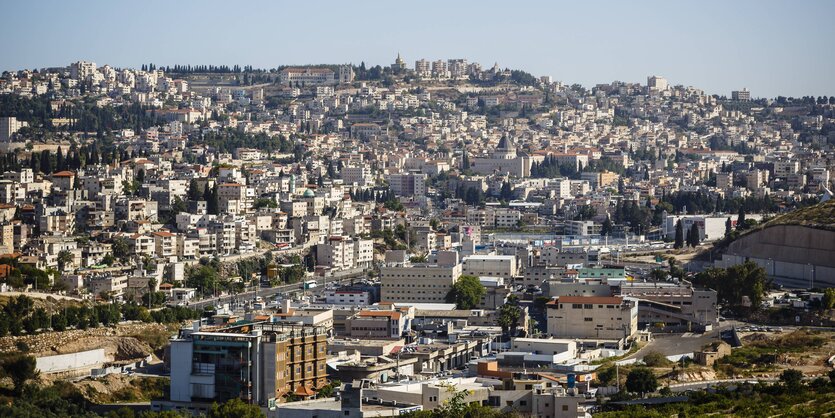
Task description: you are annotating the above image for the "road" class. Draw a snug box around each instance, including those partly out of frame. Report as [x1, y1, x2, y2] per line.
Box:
[625, 321, 743, 360]
[186, 268, 367, 310]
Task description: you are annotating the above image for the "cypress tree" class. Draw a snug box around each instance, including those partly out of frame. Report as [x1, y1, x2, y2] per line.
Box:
[40, 150, 53, 174]
[689, 223, 700, 247]
[673, 220, 684, 249]
[56, 147, 64, 171]
[737, 207, 746, 231]
[202, 182, 212, 203]
[188, 179, 200, 201]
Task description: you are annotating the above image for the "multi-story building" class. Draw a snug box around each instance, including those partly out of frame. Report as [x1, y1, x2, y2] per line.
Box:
[647, 75, 668, 91]
[380, 256, 462, 304]
[316, 236, 355, 271]
[388, 172, 426, 198]
[0, 117, 28, 142]
[462, 255, 517, 280]
[168, 323, 328, 408]
[70, 60, 97, 80]
[415, 59, 431, 78]
[618, 282, 718, 327]
[545, 296, 637, 345]
[341, 166, 372, 187]
[344, 309, 410, 339]
[564, 220, 601, 236]
[731, 88, 751, 101]
[278, 67, 337, 86]
[470, 136, 531, 178]
[350, 123, 382, 139]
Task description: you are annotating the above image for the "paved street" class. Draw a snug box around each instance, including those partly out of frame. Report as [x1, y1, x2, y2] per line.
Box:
[186, 268, 367, 310]
[625, 321, 742, 360]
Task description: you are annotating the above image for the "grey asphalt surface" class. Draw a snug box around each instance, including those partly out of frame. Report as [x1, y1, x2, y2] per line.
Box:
[186, 269, 368, 310]
[625, 321, 742, 360]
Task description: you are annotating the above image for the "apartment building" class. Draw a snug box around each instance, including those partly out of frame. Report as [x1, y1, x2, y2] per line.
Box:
[462, 255, 517, 280]
[380, 261, 462, 303]
[545, 296, 637, 343]
[341, 166, 372, 186]
[618, 282, 718, 327]
[387, 172, 426, 197]
[316, 236, 355, 271]
[169, 323, 327, 408]
[344, 309, 409, 339]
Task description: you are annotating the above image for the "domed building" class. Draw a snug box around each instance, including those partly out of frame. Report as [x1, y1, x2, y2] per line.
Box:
[470, 135, 531, 177]
[391, 53, 407, 71]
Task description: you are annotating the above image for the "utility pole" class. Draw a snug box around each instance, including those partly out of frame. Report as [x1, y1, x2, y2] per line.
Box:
[616, 362, 620, 392]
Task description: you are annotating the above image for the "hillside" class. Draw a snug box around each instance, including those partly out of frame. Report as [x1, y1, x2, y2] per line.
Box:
[761, 199, 835, 230]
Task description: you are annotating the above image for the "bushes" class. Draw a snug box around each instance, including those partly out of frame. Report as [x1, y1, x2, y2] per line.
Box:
[0, 295, 197, 336]
[625, 367, 658, 396]
[642, 351, 673, 367]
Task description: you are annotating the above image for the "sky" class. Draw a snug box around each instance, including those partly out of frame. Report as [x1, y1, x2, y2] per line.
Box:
[2, 0, 834, 98]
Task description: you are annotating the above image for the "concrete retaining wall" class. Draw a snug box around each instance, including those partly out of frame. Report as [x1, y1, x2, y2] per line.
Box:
[36, 348, 106, 373]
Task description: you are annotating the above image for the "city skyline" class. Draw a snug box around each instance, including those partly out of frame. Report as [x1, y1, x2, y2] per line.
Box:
[2, 0, 834, 98]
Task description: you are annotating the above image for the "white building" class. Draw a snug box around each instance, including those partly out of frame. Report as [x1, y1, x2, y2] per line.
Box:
[388, 172, 426, 198]
[462, 255, 517, 279]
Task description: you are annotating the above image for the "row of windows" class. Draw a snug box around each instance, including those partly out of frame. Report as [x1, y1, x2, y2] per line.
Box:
[387, 283, 447, 287]
[567, 304, 618, 309]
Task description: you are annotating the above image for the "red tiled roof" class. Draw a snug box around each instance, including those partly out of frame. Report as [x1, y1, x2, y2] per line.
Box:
[358, 310, 401, 320]
[294, 385, 316, 397]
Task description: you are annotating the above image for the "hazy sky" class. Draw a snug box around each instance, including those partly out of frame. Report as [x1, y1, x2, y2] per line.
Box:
[2, 0, 834, 98]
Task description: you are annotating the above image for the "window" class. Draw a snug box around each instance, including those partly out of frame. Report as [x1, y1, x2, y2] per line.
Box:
[584, 318, 593, 322]
[519, 400, 527, 406]
[562, 405, 569, 411]
[584, 304, 593, 309]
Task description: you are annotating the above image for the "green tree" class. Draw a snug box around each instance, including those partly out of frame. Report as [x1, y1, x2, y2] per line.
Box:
[673, 219, 684, 249]
[601, 217, 613, 236]
[1, 354, 38, 395]
[112, 237, 131, 262]
[445, 275, 485, 310]
[40, 150, 53, 174]
[207, 183, 219, 215]
[688, 223, 700, 247]
[187, 265, 221, 297]
[499, 181, 513, 201]
[822, 288, 835, 310]
[57, 250, 74, 271]
[625, 367, 658, 396]
[496, 302, 522, 337]
[317, 379, 342, 398]
[188, 178, 201, 201]
[208, 398, 265, 418]
[693, 261, 767, 311]
[642, 351, 672, 367]
[780, 368, 804, 392]
[737, 206, 746, 231]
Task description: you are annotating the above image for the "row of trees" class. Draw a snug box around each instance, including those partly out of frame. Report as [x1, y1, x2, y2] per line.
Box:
[194, 130, 302, 158]
[530, 157, 579, 178]
[673, 219, 702, 249]
[0, 374, 266, 417]
[692, 261, 768, 312]
[0, 294, 200, 337]
[660, 190, 778, 215]
[1, 93, 161, 135]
